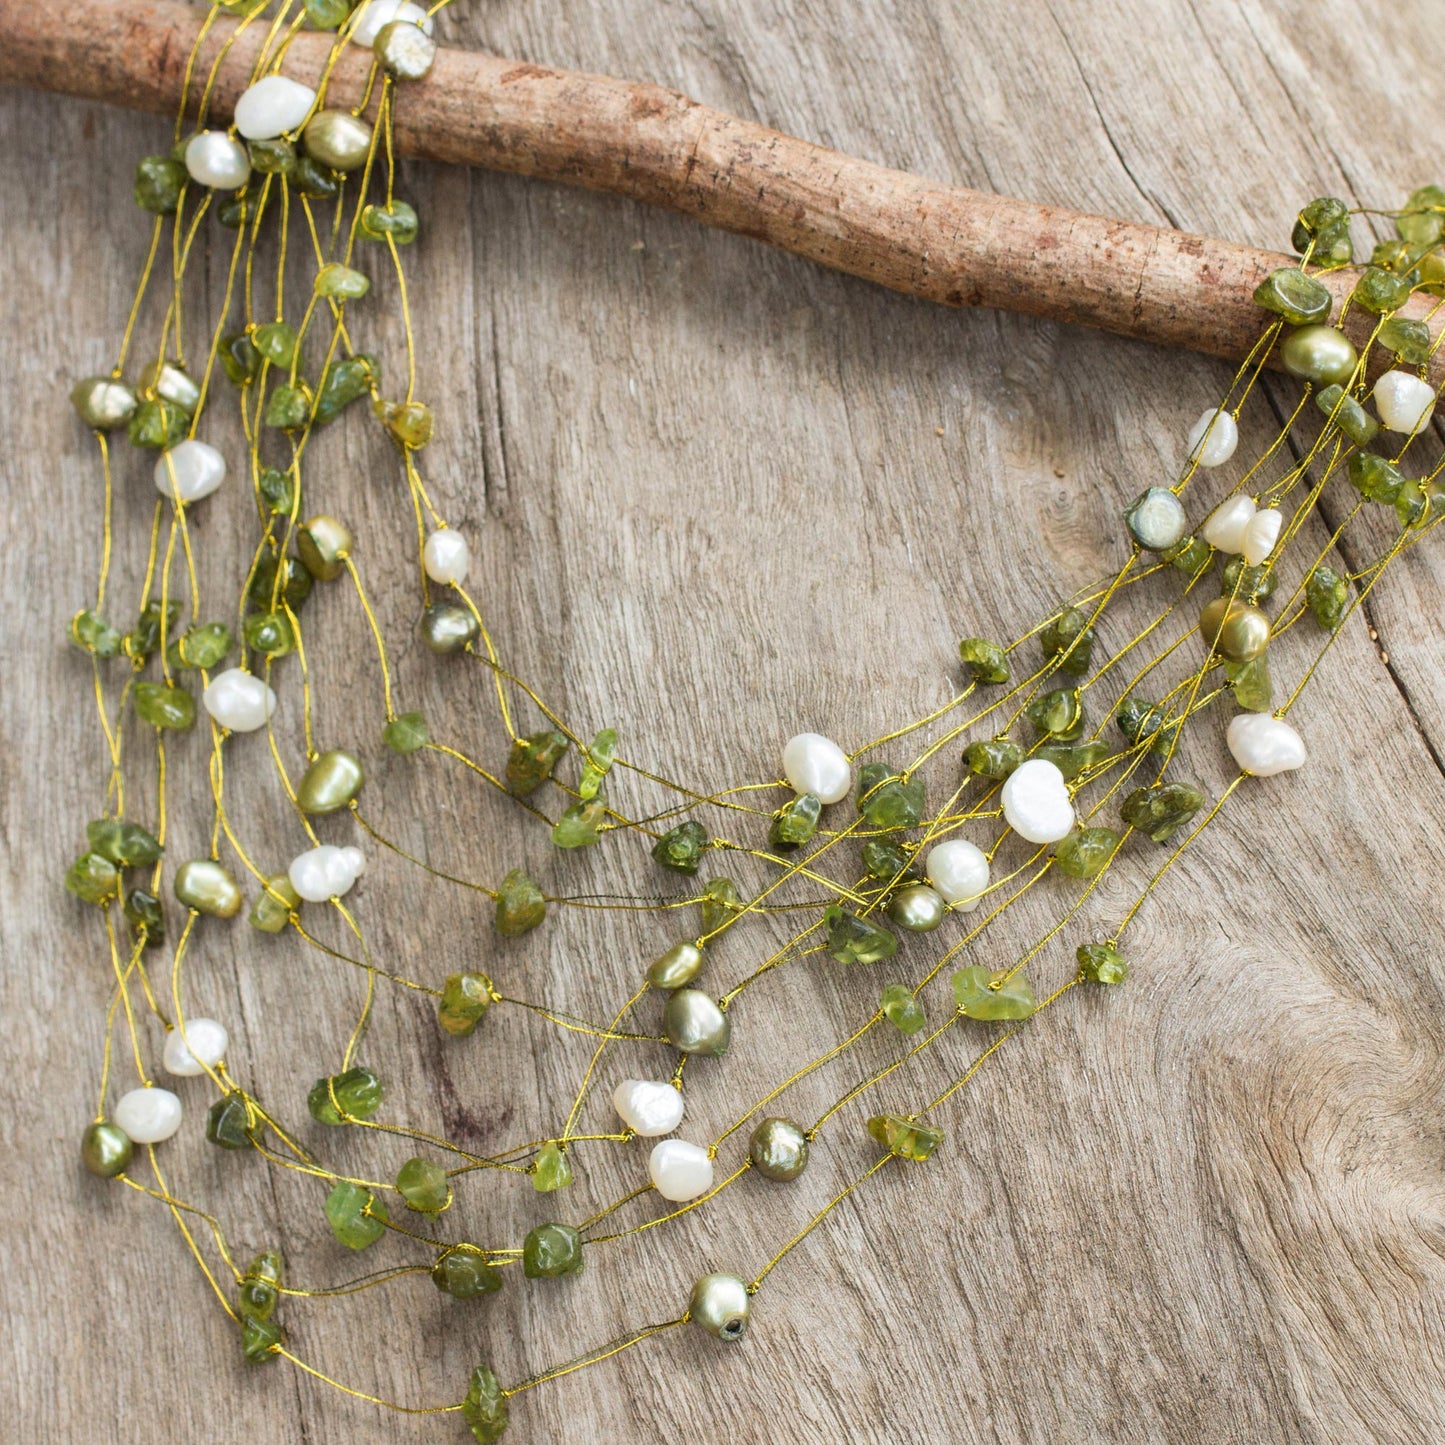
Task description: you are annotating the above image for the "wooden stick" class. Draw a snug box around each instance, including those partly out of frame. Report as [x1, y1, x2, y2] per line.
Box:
[0, 0, 1419, 372]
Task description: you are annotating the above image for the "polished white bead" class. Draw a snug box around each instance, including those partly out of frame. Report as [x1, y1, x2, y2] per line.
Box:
[1373, 369, 1436, 434]
[924, 838, 990, 910]
[1241, 507, 1283, 567]
[781, 733, 851, 804]
[289, 844, 364, 902]
[184, 130, 251, 190]
[1001, 759, 1074, 844]
[233, 74, 316, 140]
[113, 1087, 183, 1144]
[1226, 714, 1306, 776]
[1186, 408, 1238, 468]
[1201, 494, 1255, 555]
[154, 439, 226, 503]
[162, 1018, 229, 1077]
[612, 1080, 685, 1138]
[202, 668, 276, 733]
[423, 529, 470, 585]
[349, 0, 434, 47]
[648, 1138, 714, 1202]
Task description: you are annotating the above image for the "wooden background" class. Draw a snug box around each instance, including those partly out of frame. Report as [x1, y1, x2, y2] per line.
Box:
[4, 1, 1445, 1441]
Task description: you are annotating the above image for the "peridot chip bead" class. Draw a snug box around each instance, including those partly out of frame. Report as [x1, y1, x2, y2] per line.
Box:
[315, 263, 371, 299]
[506, 729, 568, 795]
[360, 199, 419, 244]
[699, 876, 741, 933]
[135, 154, 186, 214]
[1291, 196, 1353, 266]
[379, 399, 434, 448]
[135, 681, 196, 731]
[304, 0, 349, 27]
[1252, 266, 1332, 325]
[1039, 605, 1095, 675]
[958, 637, 1009, 683]
[264, 381, 311, 430]
[293, 153, 340, 199]
[1161, 533, 1212, 578]
[127, 397, 188, 450]
[86, 818, 163, 867]
[172, 621, 233, 670]
[249, 552, 312, 611]
[1026, 687, 1084, 740]
[1224, 655, 1273, 713]
[420, 602, 478, 653]
[1398, 184, 1445, 245]
[248, 137, 296, 175]
[647, 940, 705, 990]
[65, 852, 119, 906]
[241, 1315, 285, 1365]
[206, 1091, 255, 1149]
[81, 1121, 133, 1178]
[768, 791, 821, 851]
[551, 792, 608, 847]
[397, 1156, 453, 1212]
[495, 868, 546, 935]
[126, 599, 180, 659]
[124, 888, 165, 949]
[522, 1222, 584, 1278]
[1120, 780, 1206, 844]
[253, 320, 298, 369]
[578, 728, 617, 800]
[1035, 739, 1110, 782]
[1219, 557, 1277, 606]
[1379, 316, 1432, 366]
[964, 737, 1024, 779]
[1279, 324, 1358, 386]
[532, 1142, 573, 1193]
[439, 973, 492, 1036]
[297, 514, 354, 581]
[880, 982, 926, 1035]
[1115, 696, 1177, 752]
[951, 965, 1035, 1019]
[1053, 827, 1121, 879]
[460, 1366, 509, 1443]
[70, 608, 123, 658]
[383, 710, 429, 754]
[174, 859, 243, 918]
[221, 329, 262, 386]
[1396, 477, 1428, 528]
[243, 609, 296, 658]
[1306, 564, 1349, 632]
[860, 838, 917, 882]
[324, 1181, 389, 1249]
[238, 1250, 284, 1322]
[307, 1066, 383, 1125]
[314, 354, 377, 424]
[249, 874, 299, 933]
[1348, 451, 1406, 506]
[1077, 941, 1129, 985]
[823, 905, 898, 964]
[855, 764, 924, 830]
[433, 1246, 503, 1300]
[296, 749, 364, 814]
[71, 376, 137, 431]
[651, 820, 707, 875]
[1351, 265, 1412, 316]
[867, 1113, 943, 1161]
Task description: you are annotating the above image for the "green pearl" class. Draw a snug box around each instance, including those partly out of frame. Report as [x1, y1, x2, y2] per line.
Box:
[886, 883, 945, 932]
[1124, 486, 1188, 551]
[855, 764, 925, 830]
[324, 1181, 389, 1249]
[652, 821, 708, 875]
[663, 988, 731, 1056]
[124, 888, 165, 949]
[173, 859, 243, 918]
[1120, 780, 1206, 844]
[768, 791, 821, 851]
[1199, 597, 1270, 664]
[237, 1249, 284, 1321]
[494, 868, 546, 936]
[433, 1246, 503, 1300]
[1039, 605, 1095, 675]
[303, 109, 373, 171]
[127, 398, 188, 450]
[379, 399, 434, 448]
[951, 965, 1035, 1020]
[65, 852, 119, 906]
[297, 514, 354, 581]
[134, 682, 196, 731]
[206, 1091, 255, 1149]
[1279, 324, 1358, 385]
[71, 376, 137, 430]
[241, 1315, 285, 1366]
[964, 738, 1024, 779]
[699, 876, 741, 934]
[249, 874, 300, 933]
[647, 940, 705, 990]
[1053, 827, 1121, 879]
[551, 791, 608, 847]
[532, 1141, 573, 1193]
[522, 1222, 584, 1278]
[138, 360, 200, 414]
[688, 1273, 750, 1339]
[460, 1366, 509, 1444]
[439, 972, 492, 1036]
[1306, 564, 1349, 633]
[880, 982, 926, 1035]
[383, 710, 429, 754]
[867, 1113, 944, 1161]
[70, 609, 123, 657]
[81, 1121, 133, 1178]
[315, 263, 371, 300]
[1077, 941, 1129, 985]
[134, 154, 186, 214]
[296, 749, 364, 814]
[360, 199, 420, 244]
[748, 1117, 809, 1182]
[1252, 267, 1333, 326]
[396, 1156, 453, 1212]
[420, 602, 479, 653]
[308, 1066, 383, 1125]
[957, 637, 1009, 683]
[823, 905, 898, 964]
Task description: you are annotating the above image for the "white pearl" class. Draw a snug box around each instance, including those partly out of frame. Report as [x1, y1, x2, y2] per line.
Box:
[349, 0, 434, 47]
[781, 733, 851, 804]
[202, 668, 276, 733]
[924, 838, 990, 910]
[648, 1138, 714, 1202]
[289, 844, 364, 902]
[1373, 370, 1436, 434]
[113, 1087, 183, 1144]
[1201, 494, 1256, 555]
[184, 130, 251, 190]
[1186, 408, 1238, 468]
[162, 1018, 229, 1077]
[1226, 714, 1306, 776]
[423, 529, 470, 585]
[612, 1080, 685, 1137]
[233, 74, 316, 140]
[1241, 508, 1283, 567]
[154, 439, 226, 503]
[1001, 759, 1074, 844]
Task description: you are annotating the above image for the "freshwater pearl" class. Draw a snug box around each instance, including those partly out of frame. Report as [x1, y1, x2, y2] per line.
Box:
[649, 1138, 714, 1201]
[646, 940, 705, 990]
[173, 860, 243, 918]
[289, 844, 364, 902]
[1186, 408, 1238, 468]
[924, 838, 990, 909]
[376, 19, 437, 79]
[81, 1121, 133, 1178]
[113, 1087, 183, 1144]
[611, 1079, 684, 1137]
[1279, 325, 1357, 386]
[887, 882, 946, 932]
[663, 988, 731, 1056]
[1226, 714, 1306, 776]
[1373, 369, 1436, 434]
[749, 1117, 809, 1181]
[1201, 494, 1255, 554]
[781, 733, 851, 804]
[689, 1273, 751, 1339]
[233, 74, 316, 139]
[203, 668, 277, 732]
[162, 1018, 229, 1077]
[423, 529, 470, 585]
[1199, 597, 1270, 663]
[302, 110, 373, 171]
[1124, 487, 1188, 551]
[154, 440, 226, 503]
[1001, 759, 1074, 844]
[184, 130, 251, 190]
[1241, 507, 1283, 566]
[349, 0, 434, 47]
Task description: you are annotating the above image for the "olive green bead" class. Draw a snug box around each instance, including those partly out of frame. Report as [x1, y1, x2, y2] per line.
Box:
[304, 0, 349, 27]
[130, 600, 184, 661]
[439, 972, 492, 1036]
[87, 818, 163, 867]
[421, 602, 479, 653]
[647, 940, 705, 990]
[81, 1121, 133, 1178]
[206, 1091, 255, 1149]
[71, 376, 137, 431]
[238, 1250, 284, 1322]
[249, 874, 300, 933]
[749, 1117, 809, 1182]
[1220, 557, 1277, 606]
[127, 397, 188, 450]
[249, 552, 312, 612]
[1199, 597, 1270, 664]
[294, 151, 340, 198]
[1292, 196, 1353, 266]
[297, 514, 354, 580]
[1352, 265, 1413, 316]
[70, 608, 123, 657]
[248, 137, 296, 175]
[264, 381, 311, 430]
[823, 905, 898, 964]
[315, 263, 371, 300]
[1348, 451, 1406, 506]
[860, 839, 918, 882]
[243, 610, 297, 657]
[699, 876, 741, 934]
[1224, 655, 1273, 713]
[65, 852, 118, 906]
[958, 637, 1009, 683]
[1077, 942, 1129, 985]
[663, 988, 731, 1056]
[578, 727, 617, 800]
[652, 820, 708, 875]
[1116, 697, 1178, 753]
[1035, 738, 1110, 782]
[1053, 827, 1121, 879]
[951, 965, 1035, 1020]
[223, 328, 265, 386]
[134, 681, 196, 731]
[1315, 384, 1379, 445]
[504, 730, 567, 795]
[433, 1246, 503, 1300]
[397, 1156, 453, 1212]
[383, 710, 429, 754]
[887, 882, 946, 932]
[360, 199, 420, 245]
[315, 354, 377, 424]
[1026, 687, 1085, 740]
[964, 738, 1024, 779]
[376, 19, 437, 79]
[460, 1365, 509, 1443]
[768, 791, 821, 851]
[1039, 605, 1095, 676]
[241, 1315, 285, 1365]
[522, 1222, 584, 1278]
[324, 1181, 389, 1249]
[867, 1113, 944, 1161]
[172, 621, 233, 670]
[296, 749, 364, 814]
[1124, 486, 1188, 551]
[1252, 267, 1332, 326]
[688, 1273, 750, 1340]
[880, 982, 926, 1035]
[855, 764, 924, 830]
[1379, 316, 1433, 366]
[379, 398, 434, 448]
[494, 868, 546, 935]
[303, 108, 373, 170]
[134, 154, 186, 214]
[1162, 533, 1212, 579]
[1120, 780, 1206, 844]
[1279, 324, 1358, 386]
[174, 859, 243, 918]
[124, 887, 165, 949]
[253, 321, 298, 369]
[532, 1141, 573, 1193]
[1306, 564, 1349, 633]
[551, 792, 608, 847]
[308, 1066, 383, 1125]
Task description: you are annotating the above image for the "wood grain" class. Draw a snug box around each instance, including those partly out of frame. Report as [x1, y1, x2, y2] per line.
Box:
[4, 2, 1445, 1443]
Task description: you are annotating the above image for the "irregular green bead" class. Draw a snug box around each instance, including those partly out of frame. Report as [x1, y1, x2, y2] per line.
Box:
[216, 195, 251, 230]
[1035, 738, 1110, 782]
[253, 320, 299, 369]
[126, 397, 189, 450]
[1379, 316, 1432, 366]
[304, 0, 350, 27]
[1115, 696, 1179, 753]
[420, 603, 478, 653]
[383, 710, 429, 754]
[248, 137, 296, 175]
[880, 982, 926, 1035]
[1162, 533, 1212, 578]
[71, 376, 137, 430]
[494, 868, 546, 936]
[1371, 238, 1416, 272]
[124, 887, 165, 949]
[172, 621, 233, 670]
[264, 381, 311, 430]
[958, 637, 1009, 684]
[1280, 325, 1358, 385]
[293, 152, 340, 199]
[174, 859, 243, 917]
[1053, 827, 1121, 879]
[86, 818, 163, 867]
[1292, 196, 1353, 266]
[124, 599, 182, 659]
[296, 749, 364, 814]
[324, 1181, 388, 1249]
[768, 791, 821, 850]
[1224, 655, 1273, 712]
[315, 263, 371, 299]
[1306, 564, 1349, 632]
[460, 1366, 509, 1444]
[1395, 476, 1428, 528]
[1220, 557, 1277, 605]
[360, 199, 419, 244]
[551, 791, 608, 848]
[307, 1066, 383, 1125]
[748, 1117, 809, 1181]
[1077, 942, 1129, 985]
[647, 941, 705, 990]
[1397, 185, 1445, 245]
[1026, 687, 1084, 740]
[652, 820, 707, 875]
[379, 399, 434, 448]
[1252, 266, 1332, 325]
[249, 552, 313, 612]
[578, 728, 617, 800]
[249, 874, 299, 933]
[1120, 780, 1206, 844]
[1352, 266, 1413, 315]
[241, 1315, 285, 1365]
[206, 1091, 255, 1150]
[522, 1223, 584, 1278]
[860, 838, 918, 881]
[243, 610, 296, 658]
[699, 876, 742, 934]
[951, 965, 1035, 1019]
[314, 355, 377, 424]
[433, 1246, 503, 1300]
[134, 155, 186, 214]
[65, 852, 119, 906]
[134, 681, 196, 731]
[663, 988, 731, 1055]
[397, 1156, 453, 1212]
[855, 764, 925, 830]
[439, 973, 492, 1036]
[139, 359, 200, 413]
[1039, 605, 1096, 675]
[70, 609, 123, 658]
[867, 1113, 943, 1161]
[823, 905, 898, 965]
[506, 730, 568, 796]
[81, 1121, 133, 1178]
[964, 738, 1025, 779]
[532, 1142, 573, 1193]
[237, 1250, 284, 1322]
[1348, 451, 1406, 505]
